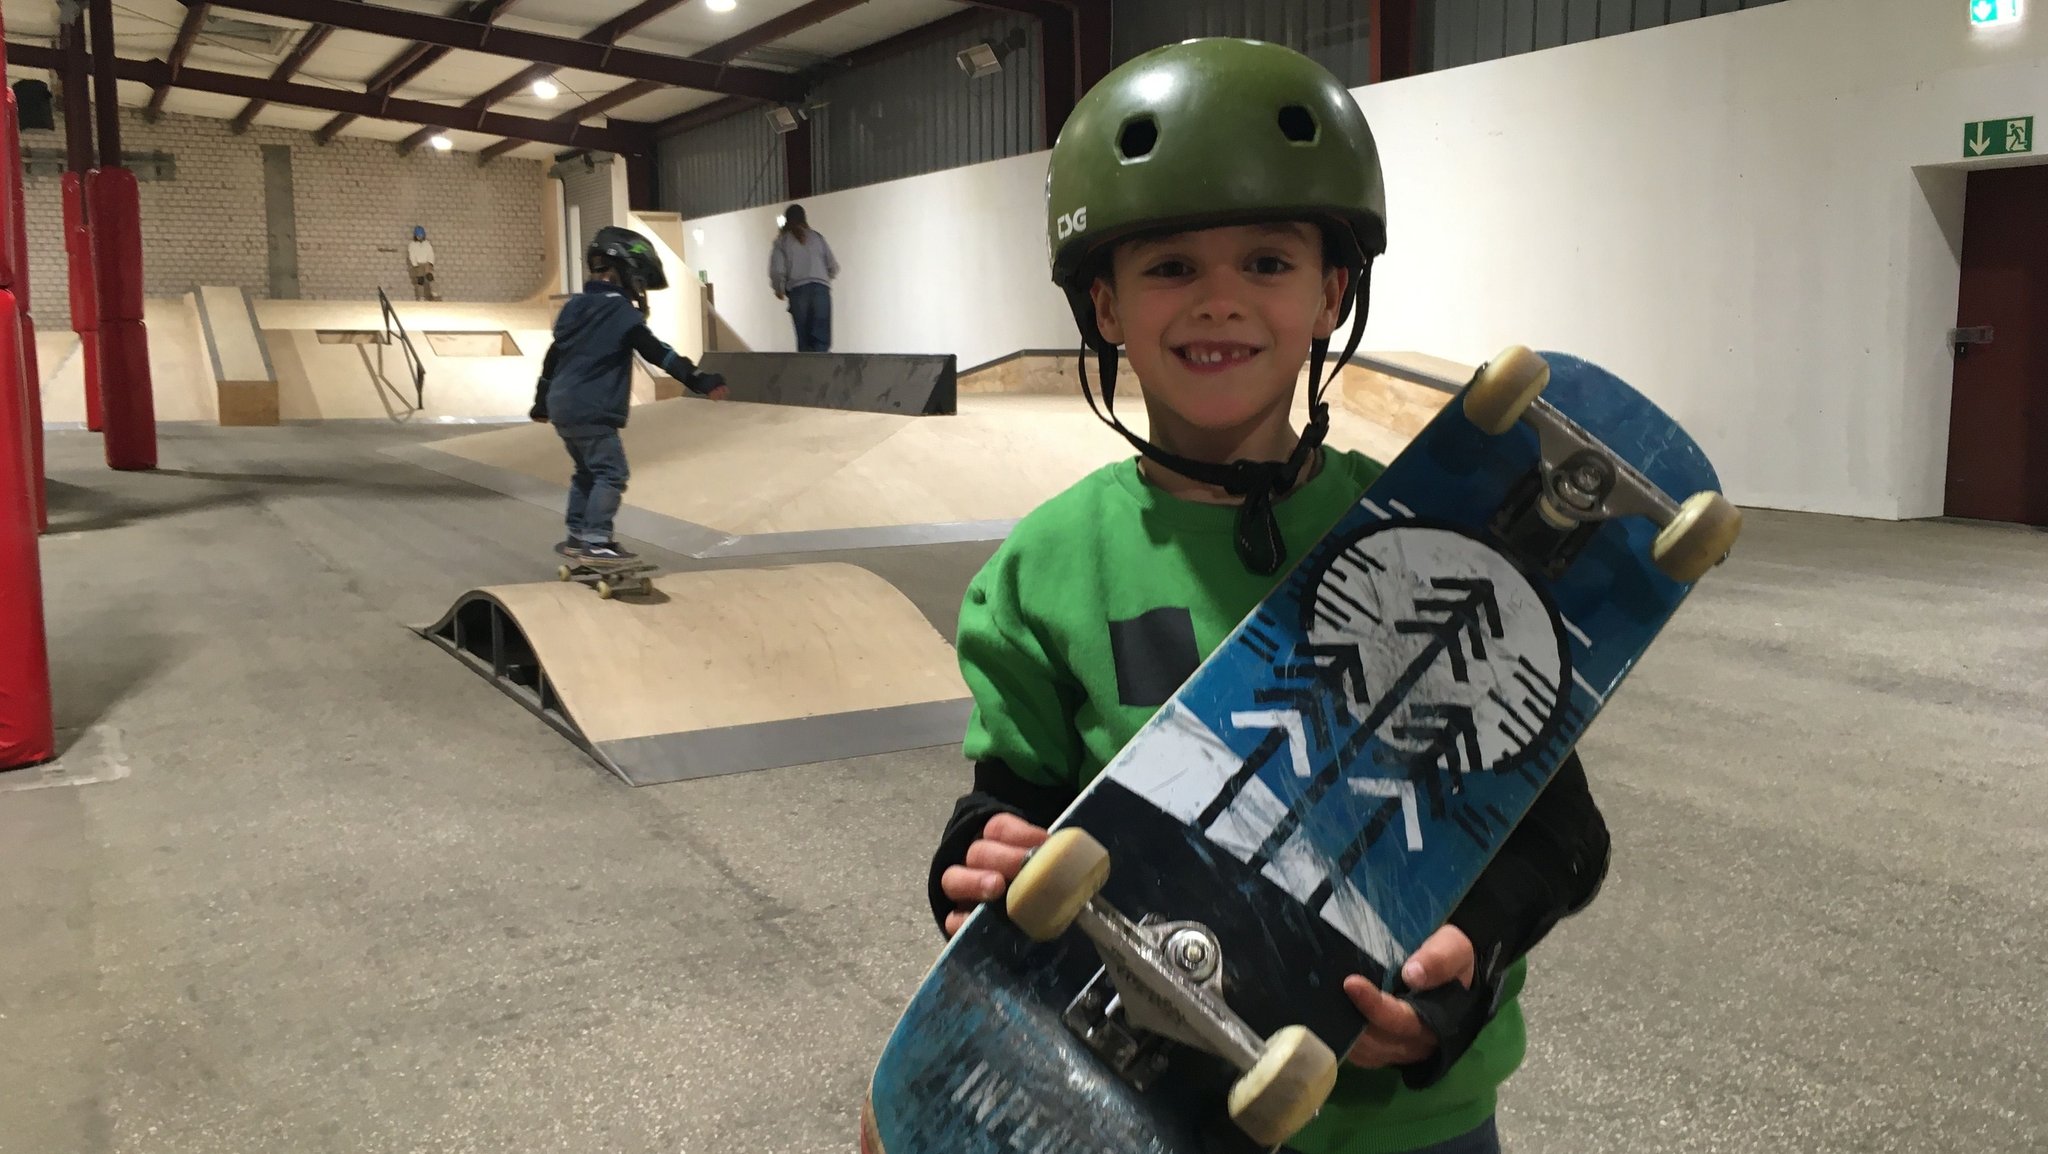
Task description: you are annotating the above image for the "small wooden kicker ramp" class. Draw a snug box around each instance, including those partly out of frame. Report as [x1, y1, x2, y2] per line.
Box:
[420, 563, 973, 786]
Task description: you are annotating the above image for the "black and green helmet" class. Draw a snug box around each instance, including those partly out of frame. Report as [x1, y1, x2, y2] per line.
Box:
[1044, 38, 1392, 577]
[1046, 37, 1388, 349]
[586, 225, 668, 292]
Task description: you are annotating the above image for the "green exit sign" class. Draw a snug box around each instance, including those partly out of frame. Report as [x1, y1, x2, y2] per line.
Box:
[1965, 116, 2034, 157]
[1971, 0, 2023, 26]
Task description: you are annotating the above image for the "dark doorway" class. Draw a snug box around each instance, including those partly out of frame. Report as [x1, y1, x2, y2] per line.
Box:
[1944, 163, 2048, 525]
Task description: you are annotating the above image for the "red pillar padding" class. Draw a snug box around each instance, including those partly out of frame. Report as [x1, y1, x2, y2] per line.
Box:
[63, 174, 101, 432]
[86, 168, 143, 321]
[0, 289, 55, 769]
[2, 102, 44, 531]
[96, 320, 153, 470]
[86, 167, 153, 471]
[0, 94, 18, 287]
[18, 320, 40, 531]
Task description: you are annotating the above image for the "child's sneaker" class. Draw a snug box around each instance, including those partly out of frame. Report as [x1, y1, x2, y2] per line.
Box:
[575, 540, 637, 562]
[553, 538, 580, 556]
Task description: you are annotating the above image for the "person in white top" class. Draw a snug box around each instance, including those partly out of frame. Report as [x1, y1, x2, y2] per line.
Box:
[407, 225, 440, 301]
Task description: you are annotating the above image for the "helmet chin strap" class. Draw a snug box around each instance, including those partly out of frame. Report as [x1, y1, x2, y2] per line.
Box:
[1077, 262, 1374, 577]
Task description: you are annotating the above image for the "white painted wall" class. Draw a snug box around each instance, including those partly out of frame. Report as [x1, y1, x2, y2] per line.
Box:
[684, 0, 2046, 518]
[1347, 0, 2042, 519]
[682, 150, 1078, 372]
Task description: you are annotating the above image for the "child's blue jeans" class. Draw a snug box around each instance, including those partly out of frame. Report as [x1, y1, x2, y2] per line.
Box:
[557, 424, 628, 544]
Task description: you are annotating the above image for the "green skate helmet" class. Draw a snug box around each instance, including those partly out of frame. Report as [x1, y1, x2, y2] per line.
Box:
[1044, 38, 1390, 575]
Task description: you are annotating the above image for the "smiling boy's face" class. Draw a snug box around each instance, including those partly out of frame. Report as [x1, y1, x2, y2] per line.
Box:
[1089, 221, 1348, 450]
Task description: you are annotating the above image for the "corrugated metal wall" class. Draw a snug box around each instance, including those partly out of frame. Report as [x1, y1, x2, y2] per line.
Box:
[653, 0, 1791, 219]
[555, 156, 614, 257]
[1112, 0, 1373, 86]
[654, 11, 1036, 218]
[656, 106, 787, 221]
[811, 12, 1040, 197]
[1424, 0, 1788, 70]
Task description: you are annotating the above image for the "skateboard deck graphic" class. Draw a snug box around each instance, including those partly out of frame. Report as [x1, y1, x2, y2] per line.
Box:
[863, 350, 1738, 1153]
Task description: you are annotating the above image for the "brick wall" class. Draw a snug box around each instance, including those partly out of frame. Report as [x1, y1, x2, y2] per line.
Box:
[19, 109, 548, 326]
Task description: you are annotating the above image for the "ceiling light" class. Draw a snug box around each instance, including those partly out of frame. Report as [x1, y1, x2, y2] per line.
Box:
[430, 134, 453, 151]
[532, 78, 559, 100]
[706, 0, 736, 11]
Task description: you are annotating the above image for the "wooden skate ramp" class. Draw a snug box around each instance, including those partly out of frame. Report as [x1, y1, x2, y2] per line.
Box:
[395, 350, 1465, 557]
[420, 563, 972, 786]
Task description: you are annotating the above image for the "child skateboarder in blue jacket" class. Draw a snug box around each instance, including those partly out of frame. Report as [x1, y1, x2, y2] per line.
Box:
[529, 226, 728, 561]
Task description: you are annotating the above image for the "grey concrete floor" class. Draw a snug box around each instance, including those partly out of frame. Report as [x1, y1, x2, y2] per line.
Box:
[2, 422, 2043, 1154]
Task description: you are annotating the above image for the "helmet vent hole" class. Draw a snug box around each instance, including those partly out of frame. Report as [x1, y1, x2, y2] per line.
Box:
[1277, 105, 1319, 144]
[1118, 116, 1159, 160]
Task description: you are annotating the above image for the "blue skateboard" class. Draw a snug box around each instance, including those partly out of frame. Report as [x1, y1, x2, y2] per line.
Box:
[862, 348, 1742, 1152]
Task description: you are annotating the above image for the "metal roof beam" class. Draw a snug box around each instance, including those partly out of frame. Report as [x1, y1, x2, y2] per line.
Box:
[3, 41, 654, 155]
[185, 0, 805, 101]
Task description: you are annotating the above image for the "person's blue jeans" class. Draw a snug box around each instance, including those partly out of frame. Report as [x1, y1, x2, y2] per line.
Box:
[557, 424, 628, 544]
[787, 282, 831, 352]
[1281, 1117, 1500, 1154]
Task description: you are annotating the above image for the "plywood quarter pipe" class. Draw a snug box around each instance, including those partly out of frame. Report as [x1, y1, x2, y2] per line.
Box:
[419, 562, 973, 786]
[38, 294, 217, 425]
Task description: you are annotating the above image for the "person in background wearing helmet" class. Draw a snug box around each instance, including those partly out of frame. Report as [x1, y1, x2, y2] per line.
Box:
[768, 204, 839, 352]
[926, 40, 1610, 1154]
[529, 225, 730, 562]
[406, 225, 440, 301]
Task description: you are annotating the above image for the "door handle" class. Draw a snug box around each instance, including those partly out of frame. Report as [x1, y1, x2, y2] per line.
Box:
[1949, 326, 1993, 358]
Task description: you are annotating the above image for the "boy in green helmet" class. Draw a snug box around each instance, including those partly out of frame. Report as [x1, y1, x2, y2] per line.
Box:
[925, 38, 1611, 1154]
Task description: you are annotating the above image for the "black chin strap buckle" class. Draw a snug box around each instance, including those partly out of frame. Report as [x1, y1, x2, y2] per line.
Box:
[1074, 314, 1356, 578]
[1227, 404, 1332, 577]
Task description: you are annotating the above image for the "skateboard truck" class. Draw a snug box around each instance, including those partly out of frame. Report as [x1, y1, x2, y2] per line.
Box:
[1007, 828, 1340, 1148]
[1486, 406, 1679, 579]
[1059, 914, 1255, 1094]
[1462, 347, 1743, 585]
[557, 558, 658, 600]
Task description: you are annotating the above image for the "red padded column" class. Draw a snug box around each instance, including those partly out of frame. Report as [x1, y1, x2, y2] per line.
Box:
[62, 174, 102, 432]
[86, 167, 154, 471]
[0, 288, 54, 769]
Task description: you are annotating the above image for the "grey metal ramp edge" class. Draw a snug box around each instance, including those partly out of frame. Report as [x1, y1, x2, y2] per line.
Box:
[195, 290, 228, 382]
[239, 288, 278, 380]
[597, 699, 975, 786]
[385, 442, 1020, 556]
[698, 519, 1022, 557]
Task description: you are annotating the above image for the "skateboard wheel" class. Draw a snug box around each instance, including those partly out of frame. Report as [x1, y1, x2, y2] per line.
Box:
[1461, 345, 1549, 435]
[1227, 1025, 1340, 1147]
[1005, 827, 1110, 943]
[1651, 490, 1743, 583]
[557, 565, 573, 581]
[596, 580, 614, 599]
[858, 1099, 884, 1154]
